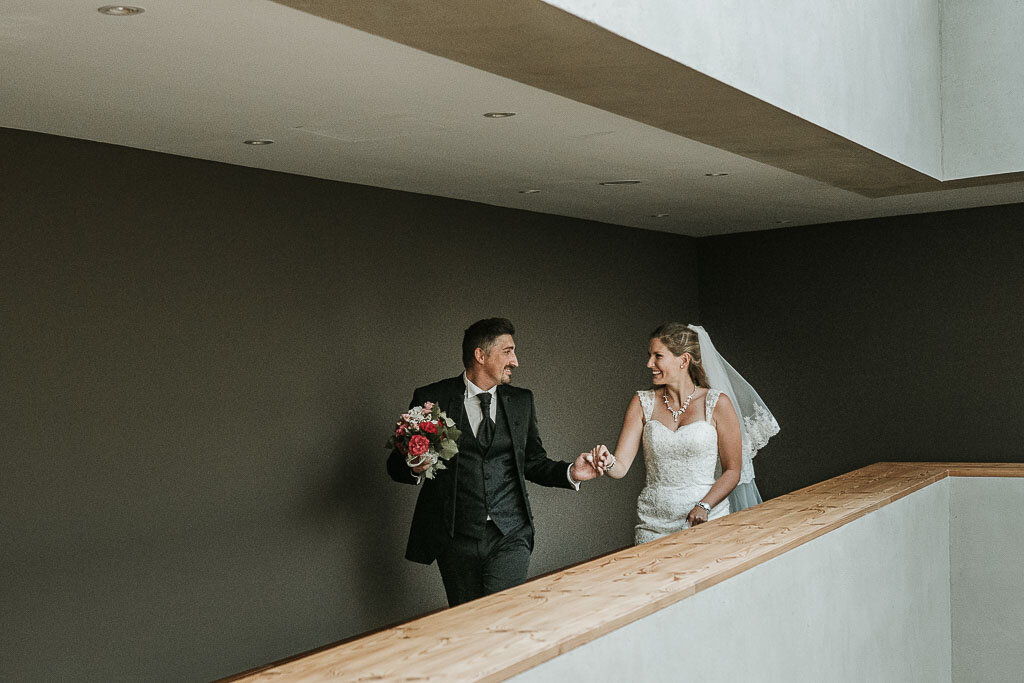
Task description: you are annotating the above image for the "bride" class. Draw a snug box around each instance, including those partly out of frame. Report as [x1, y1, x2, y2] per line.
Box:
[592, 323, 779, 544]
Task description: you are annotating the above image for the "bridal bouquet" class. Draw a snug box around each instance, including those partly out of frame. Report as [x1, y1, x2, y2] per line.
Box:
[387, 401, 461, 479]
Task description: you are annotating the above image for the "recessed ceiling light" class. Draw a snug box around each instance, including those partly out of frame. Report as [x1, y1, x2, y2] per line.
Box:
[599, 180, 641, 186]
[519, 189, 541, 194]
[243, 139, 274, 145]
[483, 112, 516, 118]
[97, 5, 144, 15]
[650, 213, 670, 218]
[704, 172, 730, 177]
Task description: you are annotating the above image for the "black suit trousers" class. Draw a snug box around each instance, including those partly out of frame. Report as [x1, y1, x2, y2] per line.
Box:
[435, 521, 533, 607]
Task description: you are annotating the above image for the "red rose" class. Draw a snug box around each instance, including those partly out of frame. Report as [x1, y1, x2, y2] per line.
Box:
[408, 435, 430, 457]
[419, 421, 438, 434]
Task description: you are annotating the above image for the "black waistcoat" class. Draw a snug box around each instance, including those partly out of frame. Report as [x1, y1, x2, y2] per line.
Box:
[454, 399, 528, 538]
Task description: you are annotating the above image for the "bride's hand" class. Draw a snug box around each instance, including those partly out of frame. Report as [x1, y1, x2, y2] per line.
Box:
[590, 445, 616, 473]
[687, 505, 709, 526]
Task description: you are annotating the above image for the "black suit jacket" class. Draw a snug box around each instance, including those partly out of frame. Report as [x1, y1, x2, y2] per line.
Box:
[387, 375, 573, 564]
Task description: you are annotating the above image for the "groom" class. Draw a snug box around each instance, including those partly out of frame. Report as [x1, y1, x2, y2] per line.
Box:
[387, 317, 603, 606]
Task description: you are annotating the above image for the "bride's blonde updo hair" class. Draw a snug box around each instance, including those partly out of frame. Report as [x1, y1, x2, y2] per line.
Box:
[650, 322, 709, 388]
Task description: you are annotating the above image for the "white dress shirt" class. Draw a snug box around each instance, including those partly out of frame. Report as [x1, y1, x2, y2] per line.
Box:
[463, 373, 497, 438]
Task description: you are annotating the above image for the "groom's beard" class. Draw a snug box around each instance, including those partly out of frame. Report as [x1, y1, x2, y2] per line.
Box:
[500, 366, 514, 384]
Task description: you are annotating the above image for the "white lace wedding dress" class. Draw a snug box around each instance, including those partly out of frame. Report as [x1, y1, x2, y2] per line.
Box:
[635, 389, 730, 544]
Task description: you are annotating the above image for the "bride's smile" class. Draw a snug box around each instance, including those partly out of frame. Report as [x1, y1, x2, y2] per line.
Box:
[647, 337, 686, 386]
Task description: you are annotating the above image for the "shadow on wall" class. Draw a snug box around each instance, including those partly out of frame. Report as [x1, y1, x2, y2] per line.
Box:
[298, 402, 445, 641]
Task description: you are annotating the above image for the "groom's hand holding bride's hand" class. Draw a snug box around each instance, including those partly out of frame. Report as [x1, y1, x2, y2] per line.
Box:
[570, 451, 605, 481]
[590, 445, 615, 473]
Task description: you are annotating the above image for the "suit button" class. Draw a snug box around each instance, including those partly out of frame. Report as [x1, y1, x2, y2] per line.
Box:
[484, 473, 490, 480]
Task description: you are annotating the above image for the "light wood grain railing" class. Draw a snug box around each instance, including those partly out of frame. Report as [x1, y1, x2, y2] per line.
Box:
[228, 462, 1024, 681]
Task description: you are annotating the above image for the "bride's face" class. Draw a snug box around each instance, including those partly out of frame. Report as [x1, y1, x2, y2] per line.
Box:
[647, 338, 686, 385]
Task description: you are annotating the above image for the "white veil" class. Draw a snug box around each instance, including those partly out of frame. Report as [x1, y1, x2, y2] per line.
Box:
[688, 324, 779, 486]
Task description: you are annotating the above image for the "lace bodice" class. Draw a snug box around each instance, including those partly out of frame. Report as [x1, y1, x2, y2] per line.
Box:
[634, 389, 730, 544]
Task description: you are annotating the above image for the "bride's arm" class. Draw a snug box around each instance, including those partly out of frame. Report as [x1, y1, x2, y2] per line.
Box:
[593, 394, 644, 479]
[688, 394, 742, 524]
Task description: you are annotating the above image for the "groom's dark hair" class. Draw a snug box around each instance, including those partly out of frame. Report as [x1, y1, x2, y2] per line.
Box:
[462, 318, 516, 368]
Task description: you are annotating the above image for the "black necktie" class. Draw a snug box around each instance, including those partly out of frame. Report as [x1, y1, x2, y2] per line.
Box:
[477, 392, 494, 447]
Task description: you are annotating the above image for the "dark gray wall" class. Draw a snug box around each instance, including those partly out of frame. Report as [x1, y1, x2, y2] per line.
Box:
[7, 125, 1022, 681]
[698, 205, 1024, 499]
[0, 128, 698, 681]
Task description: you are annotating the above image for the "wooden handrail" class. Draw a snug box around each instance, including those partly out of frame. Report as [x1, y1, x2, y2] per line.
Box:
[229, 462, 1024, 681]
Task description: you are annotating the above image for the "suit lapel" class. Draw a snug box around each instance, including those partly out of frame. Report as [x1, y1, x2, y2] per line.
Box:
[442, 375, 469, 437]
[433, 376, 466, 500]
[497, 385, 526, 449]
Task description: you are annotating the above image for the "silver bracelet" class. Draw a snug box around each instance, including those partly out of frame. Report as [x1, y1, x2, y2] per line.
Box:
[695, 501, 711, 513]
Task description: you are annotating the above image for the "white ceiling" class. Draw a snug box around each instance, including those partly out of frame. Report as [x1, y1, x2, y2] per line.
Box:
[3, 0, 1022, 237]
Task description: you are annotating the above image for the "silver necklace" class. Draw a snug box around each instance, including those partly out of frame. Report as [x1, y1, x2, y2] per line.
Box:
[663, 386, 696, 422]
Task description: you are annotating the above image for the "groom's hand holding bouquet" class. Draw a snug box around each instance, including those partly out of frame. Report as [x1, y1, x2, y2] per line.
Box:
[386, 401, 462, 479]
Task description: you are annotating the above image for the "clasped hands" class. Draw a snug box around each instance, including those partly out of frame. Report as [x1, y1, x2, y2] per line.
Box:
[570, 445, 616, 481]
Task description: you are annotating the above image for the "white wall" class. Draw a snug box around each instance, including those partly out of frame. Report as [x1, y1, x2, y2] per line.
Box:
[545, 0, 1024, 181]
[949, 477, 1024, 682]
[514, 481, 953, 682]
[544, 0, 944, 178]
[939, 0, 1024, 179]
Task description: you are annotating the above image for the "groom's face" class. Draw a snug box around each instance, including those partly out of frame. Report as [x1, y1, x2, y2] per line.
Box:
[480, 334, 518, 386]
